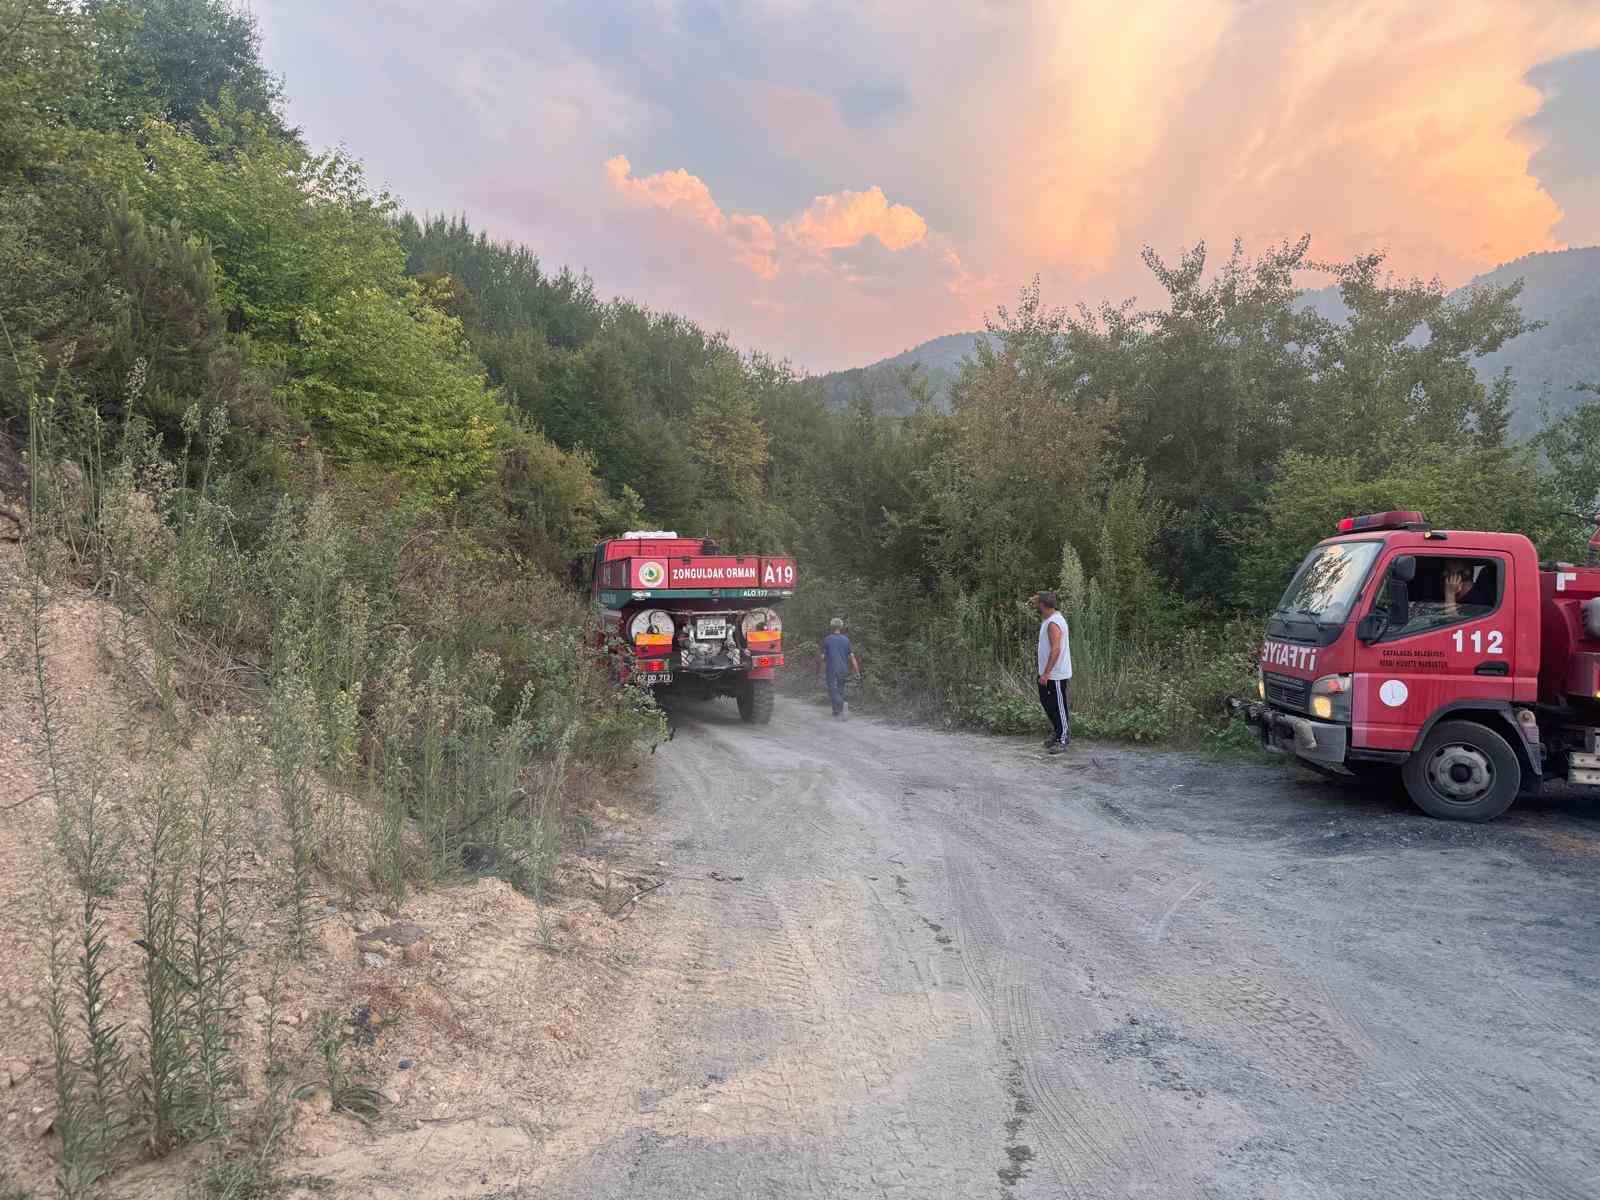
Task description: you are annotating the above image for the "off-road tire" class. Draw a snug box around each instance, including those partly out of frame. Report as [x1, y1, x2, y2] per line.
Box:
[1402, 719, 1521, 822]
[738, 679, 775, 725]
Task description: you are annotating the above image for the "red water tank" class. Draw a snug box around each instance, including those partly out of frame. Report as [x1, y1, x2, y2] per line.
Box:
[1539, 566, 1600, 707]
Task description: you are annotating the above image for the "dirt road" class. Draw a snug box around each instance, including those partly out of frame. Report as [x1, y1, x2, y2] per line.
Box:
[529, 697, 1600, 1199]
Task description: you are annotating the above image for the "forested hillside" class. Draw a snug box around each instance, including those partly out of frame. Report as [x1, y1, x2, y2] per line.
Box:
[6, 0, 1600, 736]
[1466, 248, 1600, 435]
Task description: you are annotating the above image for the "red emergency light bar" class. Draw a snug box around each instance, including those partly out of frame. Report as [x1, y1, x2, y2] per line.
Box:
[1337, 510, 1428, 534]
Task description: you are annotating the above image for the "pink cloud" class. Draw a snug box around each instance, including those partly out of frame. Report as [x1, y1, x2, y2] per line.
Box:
[603, 154, 727, 233]
[781, 186, 928, 253]
[728, 212, 780, 280]
[262, 0, 1600, 373]
[604, 156, 930, 283]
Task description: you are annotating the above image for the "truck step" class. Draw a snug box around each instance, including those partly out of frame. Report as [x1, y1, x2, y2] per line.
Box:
[1568, 751, 1600, 787]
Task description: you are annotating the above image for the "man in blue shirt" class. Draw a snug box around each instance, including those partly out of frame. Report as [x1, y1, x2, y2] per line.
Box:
[817, 618, 861, 718]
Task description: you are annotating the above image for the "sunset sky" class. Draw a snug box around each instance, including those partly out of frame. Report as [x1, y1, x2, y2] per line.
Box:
[256, 1, 1600, 372]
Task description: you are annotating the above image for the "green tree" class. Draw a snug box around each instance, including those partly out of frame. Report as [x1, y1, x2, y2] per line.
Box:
[1094, 467, 1168, 637]
[688, 350, 769, 536]
[132, 113, 401, 344]
[1239, 444, 1566, 607]
[1304, 253, 1534, 462]
[396, 213, 599, 345]
[0, 0, 154, 177]
[497, 424, 635, 570]
[86, 0, 290, 141]
[287, 280, 504, 492]
[102, 191, 224, 433]
[927, 317, 1108, 613]
[1535, 386, 1600, 551]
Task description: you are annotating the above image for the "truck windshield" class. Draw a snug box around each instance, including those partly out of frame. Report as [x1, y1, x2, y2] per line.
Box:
[1272, 541, 1381, 634]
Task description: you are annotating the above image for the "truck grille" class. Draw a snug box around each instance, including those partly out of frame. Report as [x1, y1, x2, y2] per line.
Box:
[1264, 672, 1310, 712]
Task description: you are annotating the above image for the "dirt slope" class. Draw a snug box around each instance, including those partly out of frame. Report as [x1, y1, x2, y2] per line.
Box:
[514, 695, 1600, 1199]
[0, 530, 652, 1199]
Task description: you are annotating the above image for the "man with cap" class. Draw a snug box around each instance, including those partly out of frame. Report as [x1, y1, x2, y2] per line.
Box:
[1034, 591, 1073, 754]
[817, 618, 861, 718]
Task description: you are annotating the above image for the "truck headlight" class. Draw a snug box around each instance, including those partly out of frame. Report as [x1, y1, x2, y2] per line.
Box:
[1309, 673, 1352, 722]
[1256, 668, 1265, 701]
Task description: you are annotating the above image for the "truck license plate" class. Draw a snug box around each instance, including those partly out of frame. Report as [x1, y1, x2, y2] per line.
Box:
[639, 673, 673, 686]
[696, 619, 728, 641]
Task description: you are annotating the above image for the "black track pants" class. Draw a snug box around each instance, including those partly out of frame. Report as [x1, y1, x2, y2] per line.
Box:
[1038, 679, 1070, 745]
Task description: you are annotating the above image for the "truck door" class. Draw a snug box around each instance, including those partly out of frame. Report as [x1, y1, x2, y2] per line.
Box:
[1351, 550, 1514, 751]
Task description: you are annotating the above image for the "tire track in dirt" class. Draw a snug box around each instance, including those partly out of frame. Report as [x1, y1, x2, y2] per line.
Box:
[1309, 861, 1597, 1200]
[943, 843, 1184, 1198]
[522, 700, 1600, 1199]
[923, 785, 1368, 1097]
[581, 705, 1001, 1198]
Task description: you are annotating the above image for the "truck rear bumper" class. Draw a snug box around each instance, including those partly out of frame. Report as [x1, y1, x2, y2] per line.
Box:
[1230, 699, 1348, 767]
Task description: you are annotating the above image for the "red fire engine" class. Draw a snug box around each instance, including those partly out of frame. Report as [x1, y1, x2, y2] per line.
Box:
[586, 532, 795, 725]
[1235, 511, 1600, 820]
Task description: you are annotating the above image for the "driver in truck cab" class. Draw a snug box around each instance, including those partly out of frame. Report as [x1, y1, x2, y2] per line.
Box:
[1381, 557, 1497, 631]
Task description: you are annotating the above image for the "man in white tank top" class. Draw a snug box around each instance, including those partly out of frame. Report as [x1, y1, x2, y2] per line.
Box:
[1034, 591, 1072, 754]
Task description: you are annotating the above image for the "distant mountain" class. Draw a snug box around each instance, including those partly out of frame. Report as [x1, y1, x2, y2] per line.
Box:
[1452, 248, 1600, 437]
[819, 330, 994, 415]
[822, 247, 1600, 434]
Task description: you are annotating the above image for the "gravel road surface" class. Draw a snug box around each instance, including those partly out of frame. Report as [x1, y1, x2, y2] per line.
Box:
[532, 697, 1600, 1199]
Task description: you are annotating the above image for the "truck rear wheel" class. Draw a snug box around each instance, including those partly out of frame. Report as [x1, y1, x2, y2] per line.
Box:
[738, 679, 774, 725]
[1402, 719, 1520, 822]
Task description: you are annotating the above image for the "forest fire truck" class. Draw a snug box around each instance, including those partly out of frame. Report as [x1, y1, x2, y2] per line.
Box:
[587, 532, 795, 725]
[1234, 511, 1600, 821]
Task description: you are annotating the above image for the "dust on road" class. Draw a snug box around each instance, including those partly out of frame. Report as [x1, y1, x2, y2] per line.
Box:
[528, 697, 1600, 1199]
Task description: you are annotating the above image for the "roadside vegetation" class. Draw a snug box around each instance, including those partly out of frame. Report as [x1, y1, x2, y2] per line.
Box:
[3, 1, 659, 1194]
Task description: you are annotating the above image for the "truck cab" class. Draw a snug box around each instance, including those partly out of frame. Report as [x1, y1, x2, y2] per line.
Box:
[1238, 510, 1600, 820]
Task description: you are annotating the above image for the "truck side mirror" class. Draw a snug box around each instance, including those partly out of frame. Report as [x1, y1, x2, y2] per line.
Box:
[1357, 612, 1387, 644]
[1390, 555, 1417, 584]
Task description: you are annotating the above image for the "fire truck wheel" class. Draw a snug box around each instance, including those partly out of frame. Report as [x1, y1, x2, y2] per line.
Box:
[1402, 719, 1521, 822]
[738, 679, 774, 725]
